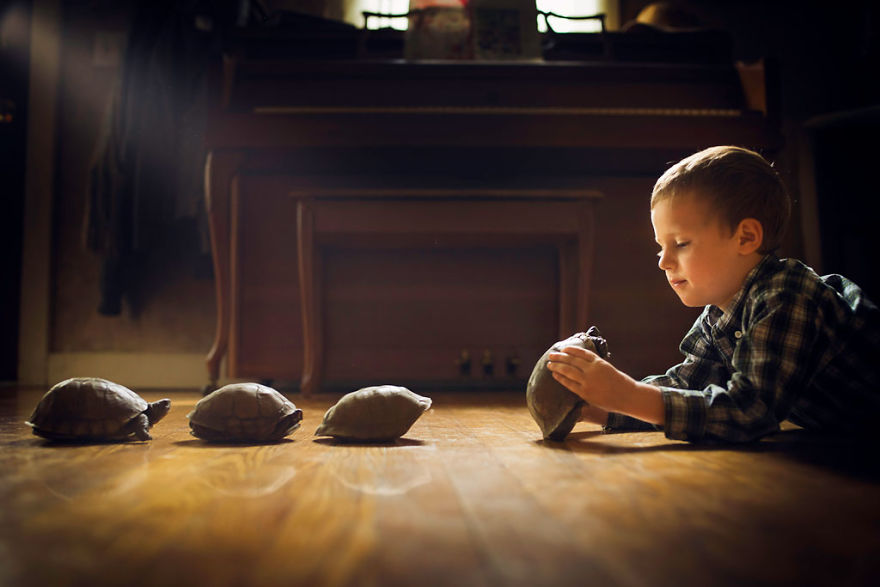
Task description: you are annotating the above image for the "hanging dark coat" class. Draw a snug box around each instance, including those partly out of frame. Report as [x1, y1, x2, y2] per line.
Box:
[84, 0, 241, 315]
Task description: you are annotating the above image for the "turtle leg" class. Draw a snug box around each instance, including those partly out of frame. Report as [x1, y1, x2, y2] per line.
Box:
[124, 414, 153, 441]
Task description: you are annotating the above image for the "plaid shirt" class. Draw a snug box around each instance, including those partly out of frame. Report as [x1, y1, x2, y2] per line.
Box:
[606, 256, 880, 442]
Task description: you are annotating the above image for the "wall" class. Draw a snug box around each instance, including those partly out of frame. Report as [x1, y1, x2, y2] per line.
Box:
[0, 0, 30, 381]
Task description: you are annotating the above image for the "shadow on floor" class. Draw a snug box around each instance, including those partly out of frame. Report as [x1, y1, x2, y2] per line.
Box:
[539, 428, 880, 482]
[312, 437, 427, 447]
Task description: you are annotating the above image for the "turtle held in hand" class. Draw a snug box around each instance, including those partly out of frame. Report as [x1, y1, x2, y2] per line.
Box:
[315, 385, 432, 442]
[526, 326, 611, 441]
[26, 377, 171, 442]
[187, 382, 303, 442]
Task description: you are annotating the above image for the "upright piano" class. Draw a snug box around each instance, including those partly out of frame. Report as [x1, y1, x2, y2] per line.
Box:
[203, 26, 779, 394]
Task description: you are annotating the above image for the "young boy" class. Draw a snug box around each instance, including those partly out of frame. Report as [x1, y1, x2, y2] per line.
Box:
[546, 145, 880, 442]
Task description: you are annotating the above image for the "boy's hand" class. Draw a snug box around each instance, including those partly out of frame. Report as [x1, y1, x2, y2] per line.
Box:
[546, 346, 629, 408]
[547, 346, 666, 426]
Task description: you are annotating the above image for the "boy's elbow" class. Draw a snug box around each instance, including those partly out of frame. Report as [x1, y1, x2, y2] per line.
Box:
[704, 413, 781, 443]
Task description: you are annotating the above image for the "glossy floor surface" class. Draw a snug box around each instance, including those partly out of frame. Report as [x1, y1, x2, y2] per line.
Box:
[2, 388, 879, 586]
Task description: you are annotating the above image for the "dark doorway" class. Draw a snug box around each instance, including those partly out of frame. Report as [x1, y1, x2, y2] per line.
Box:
[0, 1, 30, 381]
[807, 107, 880, 302]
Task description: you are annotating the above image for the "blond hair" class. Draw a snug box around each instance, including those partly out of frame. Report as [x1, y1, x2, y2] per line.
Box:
[651, 146, 791, 253]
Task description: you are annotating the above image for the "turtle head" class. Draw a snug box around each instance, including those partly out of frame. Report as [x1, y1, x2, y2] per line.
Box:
[274, 409, 304, 439]
[582, 326, 611, 360]
[145, 398, 172, 425]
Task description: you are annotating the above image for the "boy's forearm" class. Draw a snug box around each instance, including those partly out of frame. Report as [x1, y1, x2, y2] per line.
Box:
[580, 403, 610, 426]
[609, 379, 666, 426]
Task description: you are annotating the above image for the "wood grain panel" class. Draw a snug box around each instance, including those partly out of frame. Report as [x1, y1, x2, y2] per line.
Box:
[231, 178, 303, 380]
[2, 389, 879, 587]
[322, 246, 559, 383]
[207, 111, 772, 151]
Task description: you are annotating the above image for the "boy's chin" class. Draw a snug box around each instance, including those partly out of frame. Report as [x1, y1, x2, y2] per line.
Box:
[674, 293, 705, 308]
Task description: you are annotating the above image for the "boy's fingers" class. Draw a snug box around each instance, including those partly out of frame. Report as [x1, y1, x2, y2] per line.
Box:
[551, 371, 581, 392]
[547, 361, 585, 381]
[560, 346, 598, 360]
[548, 347, 597, 363]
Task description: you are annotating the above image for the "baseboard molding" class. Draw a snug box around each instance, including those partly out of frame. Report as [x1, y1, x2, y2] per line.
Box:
[47, 353, 243, 390]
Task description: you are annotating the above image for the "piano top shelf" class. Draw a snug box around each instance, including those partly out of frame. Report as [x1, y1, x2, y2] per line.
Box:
[219, 58, 751, 112]
[206, 30, 779, 160]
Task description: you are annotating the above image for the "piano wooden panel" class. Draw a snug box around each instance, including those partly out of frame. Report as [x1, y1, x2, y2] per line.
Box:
[295, 192, 599, 394]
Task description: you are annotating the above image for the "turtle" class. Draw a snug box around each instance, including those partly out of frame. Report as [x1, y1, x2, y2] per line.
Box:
[526, 326, 611, 441]
[315, 385, 432, 442]
[26, 377, 171, 442]
[187, 382, 303, 442]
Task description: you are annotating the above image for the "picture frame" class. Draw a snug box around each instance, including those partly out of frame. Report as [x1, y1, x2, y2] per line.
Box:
[469, 0, 542, 61]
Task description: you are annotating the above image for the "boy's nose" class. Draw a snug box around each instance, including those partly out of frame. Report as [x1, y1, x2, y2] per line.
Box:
[657, 251, 673, 271]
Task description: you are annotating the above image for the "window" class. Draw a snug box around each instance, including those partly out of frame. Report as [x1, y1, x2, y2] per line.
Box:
[359, 1, 613, 32]
[536, 1, 604, 33]
[362, 0, 410, 30]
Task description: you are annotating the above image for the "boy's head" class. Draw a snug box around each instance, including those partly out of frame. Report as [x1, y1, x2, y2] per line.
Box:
[651, 145, 790, 254]
[650, 146, 790, 311]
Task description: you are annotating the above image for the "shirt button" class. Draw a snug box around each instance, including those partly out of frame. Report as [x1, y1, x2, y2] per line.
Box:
[734, 331, 743, 339]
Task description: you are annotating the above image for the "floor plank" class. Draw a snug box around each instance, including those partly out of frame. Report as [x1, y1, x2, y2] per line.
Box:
[1, 387, 879, 586]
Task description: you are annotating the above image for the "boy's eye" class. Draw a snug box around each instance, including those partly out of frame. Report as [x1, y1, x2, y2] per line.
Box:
[675, 241, 690, 249]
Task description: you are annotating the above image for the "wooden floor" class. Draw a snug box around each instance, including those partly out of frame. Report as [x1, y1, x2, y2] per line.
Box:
[1, 387, 879, 587]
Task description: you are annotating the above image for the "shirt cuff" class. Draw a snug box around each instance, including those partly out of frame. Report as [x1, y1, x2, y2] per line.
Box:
[660, 387, 708, 441]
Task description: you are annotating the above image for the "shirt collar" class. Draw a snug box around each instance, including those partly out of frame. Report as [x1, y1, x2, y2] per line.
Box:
[705, 255, 777, 335]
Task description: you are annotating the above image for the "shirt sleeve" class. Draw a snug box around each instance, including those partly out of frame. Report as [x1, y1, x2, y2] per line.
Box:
[604, 314, 729, 432]
[660, 289, 824, 442]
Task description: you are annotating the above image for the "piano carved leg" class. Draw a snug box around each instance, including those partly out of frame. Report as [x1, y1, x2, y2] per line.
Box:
[204, 150, 245, 394]
[297, 199, 321, 395]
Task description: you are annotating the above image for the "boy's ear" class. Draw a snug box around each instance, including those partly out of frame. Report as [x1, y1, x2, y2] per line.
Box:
[735, 218, 764, 254]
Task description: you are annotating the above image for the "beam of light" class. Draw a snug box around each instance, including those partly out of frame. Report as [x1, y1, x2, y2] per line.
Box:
[17, 0, 60, 386]
[24, 0, 61, 90]
[1, 2, 29, 53]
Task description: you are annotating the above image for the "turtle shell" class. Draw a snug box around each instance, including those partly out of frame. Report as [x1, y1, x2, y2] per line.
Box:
[314, 385, 432, 442]
[26, 377, 171, 441]
[526, 326, 611, 441]
[187, 382, 303, 442]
